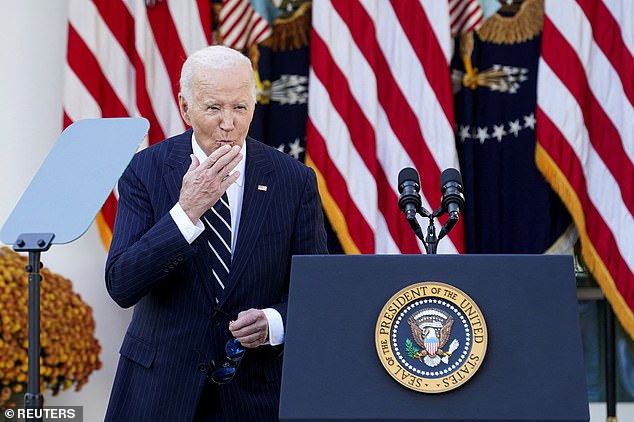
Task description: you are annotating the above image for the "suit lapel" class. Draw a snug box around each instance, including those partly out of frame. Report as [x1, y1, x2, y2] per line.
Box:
[162, 130, 219, 305]
[219, 138, 274, 305]
[163, 130, 193, 205]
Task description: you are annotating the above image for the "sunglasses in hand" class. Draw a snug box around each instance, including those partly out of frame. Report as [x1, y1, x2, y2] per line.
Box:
[211, 337, 245, 384]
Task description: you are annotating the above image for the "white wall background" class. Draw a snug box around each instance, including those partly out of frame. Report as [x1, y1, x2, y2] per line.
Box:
[0, 1, 632, 421]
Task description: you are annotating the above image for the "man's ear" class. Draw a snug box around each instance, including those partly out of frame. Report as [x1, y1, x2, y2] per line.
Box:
[178, 93, 191, 126]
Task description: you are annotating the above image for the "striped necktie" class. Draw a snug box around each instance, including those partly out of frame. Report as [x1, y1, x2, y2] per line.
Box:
[202, 193, 232, 296]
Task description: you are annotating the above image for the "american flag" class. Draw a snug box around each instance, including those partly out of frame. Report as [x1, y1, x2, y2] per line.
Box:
[536, 0, 634, 338]
[63, 0, 211, 248]
[219, 0, 273, 50]
[449, 0, 483, 36]
[307, 0, 464, 254]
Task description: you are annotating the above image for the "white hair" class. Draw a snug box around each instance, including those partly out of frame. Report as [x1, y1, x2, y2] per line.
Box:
[179, 45, 256, 104]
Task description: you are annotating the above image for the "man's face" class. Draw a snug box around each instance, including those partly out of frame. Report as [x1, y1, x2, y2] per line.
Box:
[179, 65, 255, 155]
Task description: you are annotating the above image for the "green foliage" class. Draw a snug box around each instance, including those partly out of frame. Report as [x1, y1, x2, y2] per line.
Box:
[405, 338, 420, 359]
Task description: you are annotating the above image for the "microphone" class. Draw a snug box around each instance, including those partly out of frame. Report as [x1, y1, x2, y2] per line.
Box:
[437, 168, 465, 240]
[398, 167, 422, 220]
[440, 168, 465, 221]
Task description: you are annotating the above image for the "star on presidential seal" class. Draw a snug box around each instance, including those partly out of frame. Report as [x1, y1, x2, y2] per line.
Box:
[375, 282, 487, 393]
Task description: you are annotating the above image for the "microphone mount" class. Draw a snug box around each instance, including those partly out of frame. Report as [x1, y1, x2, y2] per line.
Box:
[405, 202, 447, 255]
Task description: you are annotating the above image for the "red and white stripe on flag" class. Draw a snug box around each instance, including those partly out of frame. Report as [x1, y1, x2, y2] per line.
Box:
[307, 0, 464, 255]
[63, 0, 211, 249]
[449, 0, 483, 35]
[219, 0, 272, 50]
[536, 0, 634, 338]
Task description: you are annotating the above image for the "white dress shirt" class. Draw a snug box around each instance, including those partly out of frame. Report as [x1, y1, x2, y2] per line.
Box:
[169, 134, 284, 345]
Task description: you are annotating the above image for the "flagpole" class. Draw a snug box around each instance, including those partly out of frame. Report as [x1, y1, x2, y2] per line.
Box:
[605, 302, 616, 422]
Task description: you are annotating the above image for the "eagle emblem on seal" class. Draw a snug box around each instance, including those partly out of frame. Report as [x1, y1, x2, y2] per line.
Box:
[406, 309, 460, 367]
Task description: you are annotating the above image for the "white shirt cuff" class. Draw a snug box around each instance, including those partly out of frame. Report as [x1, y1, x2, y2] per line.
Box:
[262, 308, 285, 346]
[170, 203, 204, 244]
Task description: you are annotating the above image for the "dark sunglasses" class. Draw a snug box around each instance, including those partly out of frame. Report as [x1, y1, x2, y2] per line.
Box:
[211, 338, 245, 384]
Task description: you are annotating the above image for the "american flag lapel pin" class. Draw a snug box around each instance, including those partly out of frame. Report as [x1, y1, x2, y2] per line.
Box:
[258, 185, 268, 192]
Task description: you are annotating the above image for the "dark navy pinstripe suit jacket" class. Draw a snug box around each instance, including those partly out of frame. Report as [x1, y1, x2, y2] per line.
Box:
[104, 130, 328, 421]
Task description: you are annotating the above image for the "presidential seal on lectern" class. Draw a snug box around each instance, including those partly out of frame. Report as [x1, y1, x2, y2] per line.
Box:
[375, 282, 488, 393]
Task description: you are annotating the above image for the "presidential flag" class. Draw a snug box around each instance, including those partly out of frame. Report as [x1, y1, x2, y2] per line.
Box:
[308, 0, 464, 254]
[63, 0, 211, 248]
[536, 0, 634, 338]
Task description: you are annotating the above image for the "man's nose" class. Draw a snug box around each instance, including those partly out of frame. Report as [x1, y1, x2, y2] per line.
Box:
[219, 109, 234, 131]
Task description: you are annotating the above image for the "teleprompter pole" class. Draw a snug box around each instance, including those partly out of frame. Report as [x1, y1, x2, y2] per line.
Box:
[14, 233, 55, 422]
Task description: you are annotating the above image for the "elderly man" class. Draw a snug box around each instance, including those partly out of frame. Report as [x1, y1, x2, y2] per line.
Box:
[104, 45, 327, 421]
